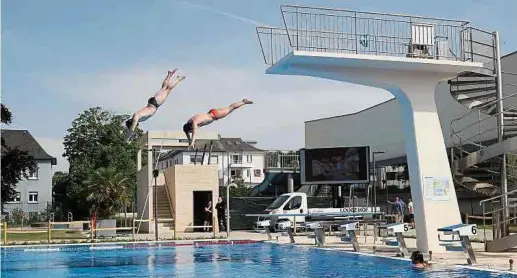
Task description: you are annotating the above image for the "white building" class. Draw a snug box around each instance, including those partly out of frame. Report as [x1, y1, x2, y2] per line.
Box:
[1, 130, 57, 216]
[157, 138, 265, 187]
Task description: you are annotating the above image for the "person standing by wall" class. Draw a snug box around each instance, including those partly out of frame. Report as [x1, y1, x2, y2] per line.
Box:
[203, 201, 212, 232]
[407, 198, 414, 228]
[388, 197, 406, 223]
[215, 197, 226, 232]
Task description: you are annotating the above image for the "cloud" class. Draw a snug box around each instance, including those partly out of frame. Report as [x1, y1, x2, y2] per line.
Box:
[39, 64, 392, 149]
[36, 137, 69, 173]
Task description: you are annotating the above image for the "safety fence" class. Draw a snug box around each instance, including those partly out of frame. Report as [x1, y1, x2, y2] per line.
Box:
[0, 220, 133, 245]
[0, 216, 227, 245]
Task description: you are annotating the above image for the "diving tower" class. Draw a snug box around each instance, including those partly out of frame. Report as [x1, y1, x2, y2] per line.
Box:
[256, 5, 494, 253]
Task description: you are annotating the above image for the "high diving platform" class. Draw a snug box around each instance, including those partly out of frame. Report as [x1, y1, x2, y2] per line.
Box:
[254, 4, 494, 253]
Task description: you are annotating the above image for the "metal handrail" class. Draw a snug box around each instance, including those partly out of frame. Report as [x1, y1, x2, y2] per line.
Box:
[450, 90, 517, 148]
[280, 4, 470, 24]
[480, 189, 517, 244]
[450, 91, 517, 131]
[480, 188, 517, 205]
[482, 202, 517, 217]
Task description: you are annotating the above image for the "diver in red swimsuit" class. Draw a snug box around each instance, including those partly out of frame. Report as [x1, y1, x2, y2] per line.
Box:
[183, 99, 253, 148]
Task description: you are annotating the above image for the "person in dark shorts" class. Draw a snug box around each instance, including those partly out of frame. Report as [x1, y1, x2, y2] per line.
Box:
[407, 198, 414, 227]
[182, 99, 253, 148]
[125, 69, 185, 139]
[215, 197, 226, 231]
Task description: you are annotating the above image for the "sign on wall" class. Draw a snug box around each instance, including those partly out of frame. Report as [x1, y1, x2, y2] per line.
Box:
[423, 176, 450, 201]
[300, 146, 370, 185]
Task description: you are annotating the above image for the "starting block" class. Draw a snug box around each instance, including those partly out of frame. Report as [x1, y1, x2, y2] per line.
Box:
[256, 220, 272, 240]
[306, 222, 326, 247]
[378, 223, 409, 257]
[278, 221, 295, 243]
[437, 224, 477, 265]
[339, 222, 361, 251]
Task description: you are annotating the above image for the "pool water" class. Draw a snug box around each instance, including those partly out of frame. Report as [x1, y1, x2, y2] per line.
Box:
[1, 242, 515, 277]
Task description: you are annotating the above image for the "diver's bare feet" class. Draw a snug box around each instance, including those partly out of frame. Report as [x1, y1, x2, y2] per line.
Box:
[243, 99, 253, 104]
[162, 69, 178, 88]
[167, 76, 185, 90]
[168, 69, 178, 76]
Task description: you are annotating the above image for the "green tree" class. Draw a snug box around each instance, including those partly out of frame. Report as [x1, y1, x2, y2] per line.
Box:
[62, 107, 143, 218]
[85, 167, 130, 218]
[1, 104, 37, 209]
[52, 171, 77, 219]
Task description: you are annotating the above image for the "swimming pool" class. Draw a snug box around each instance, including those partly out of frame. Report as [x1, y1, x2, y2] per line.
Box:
[1, 241, 515, 277]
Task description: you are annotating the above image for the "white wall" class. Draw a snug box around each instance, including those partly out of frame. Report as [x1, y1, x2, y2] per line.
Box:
[304, 79, 503, 162]
[305, 99, 405, 162]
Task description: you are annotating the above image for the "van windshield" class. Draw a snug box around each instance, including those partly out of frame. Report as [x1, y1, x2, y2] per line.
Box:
[267, 195, 290, 210]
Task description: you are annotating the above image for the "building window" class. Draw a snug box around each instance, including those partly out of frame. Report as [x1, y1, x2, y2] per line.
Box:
[210, 155, 219, 164]
[254, 169, 262, 177]
[231, 155, 242, 164]
[247, 155, 253, 163]
[190, 155, 203, 164]
[246, 169, 250, 177]
[28, 192, 38, 203]
[174, 159, 179, 164]
[230, 169, 242, 178]
[7, 192, 21, 203]
[28, 168, 39, 180]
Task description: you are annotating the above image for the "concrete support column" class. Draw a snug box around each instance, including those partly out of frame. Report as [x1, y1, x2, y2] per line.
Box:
[287, 173, 294, 193]
[391, 78, 462, 253]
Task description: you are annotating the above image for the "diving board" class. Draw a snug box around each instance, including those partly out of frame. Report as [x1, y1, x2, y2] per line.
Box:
[340, 222, 361, 251]
[256, 219, 295, 243]
[256, 220, 272, 240]
[306, 222, 326, 247]
[437, 223, 477, 265]
[378, 223, 410, 257]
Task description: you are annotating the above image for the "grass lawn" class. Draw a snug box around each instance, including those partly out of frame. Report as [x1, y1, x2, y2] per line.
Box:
[5, 230, 86, 242]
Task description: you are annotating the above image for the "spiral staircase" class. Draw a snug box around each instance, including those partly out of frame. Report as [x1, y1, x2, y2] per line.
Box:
[449, 71, 517, 196]
[448, 47, 517, 251]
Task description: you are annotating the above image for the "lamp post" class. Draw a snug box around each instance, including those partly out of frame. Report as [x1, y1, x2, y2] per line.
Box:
[226, 183, 238, 238]
[372, 151, 385, 210]
[153, 169, 159, 241]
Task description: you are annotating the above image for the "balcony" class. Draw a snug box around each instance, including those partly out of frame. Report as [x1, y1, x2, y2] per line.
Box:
[229, 159, 253, 168]
[257, 5, 495, 68]
[264, 150, 300, 172]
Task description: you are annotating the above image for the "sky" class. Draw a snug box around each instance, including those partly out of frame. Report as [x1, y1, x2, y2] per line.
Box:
[2, 0, 516, 173]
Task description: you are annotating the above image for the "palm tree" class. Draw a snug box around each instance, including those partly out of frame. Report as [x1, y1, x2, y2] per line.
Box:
[85, 167, 130, 218]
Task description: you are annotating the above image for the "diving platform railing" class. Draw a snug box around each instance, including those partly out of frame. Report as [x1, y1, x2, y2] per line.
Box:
[264, 150, 300, 172]
[256, 5, 495, 66]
